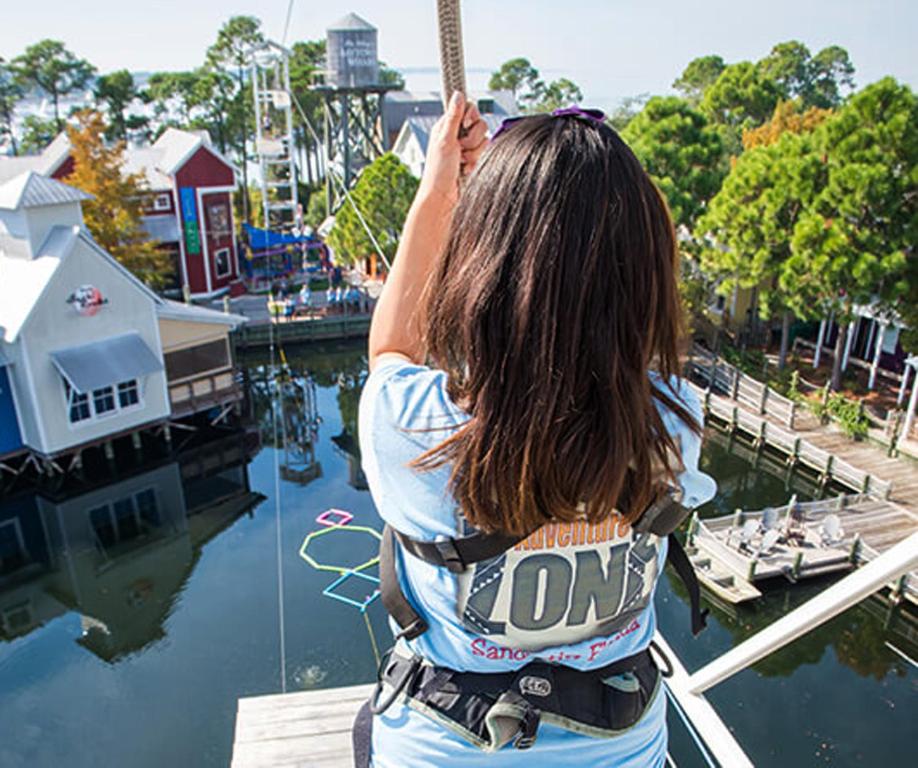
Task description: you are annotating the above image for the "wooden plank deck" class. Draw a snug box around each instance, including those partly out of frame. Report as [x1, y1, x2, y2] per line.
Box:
[691, 494, 918, 604]
[231, 683, 372, 768]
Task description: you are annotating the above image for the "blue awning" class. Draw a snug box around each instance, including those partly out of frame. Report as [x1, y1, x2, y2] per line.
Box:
[50, 333, 163, 393]
[243, 222, 316, 249]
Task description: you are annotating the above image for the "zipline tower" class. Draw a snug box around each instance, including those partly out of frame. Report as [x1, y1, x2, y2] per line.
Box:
[313, 13, 396, 214]
[250, 40, 299, 233]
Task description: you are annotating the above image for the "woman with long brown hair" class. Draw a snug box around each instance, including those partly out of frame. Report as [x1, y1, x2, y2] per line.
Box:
[357, 92, 716, 767]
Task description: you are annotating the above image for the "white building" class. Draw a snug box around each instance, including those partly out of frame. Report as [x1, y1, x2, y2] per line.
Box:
[0, 171, 244, 466]
[392, 113, 505, 178]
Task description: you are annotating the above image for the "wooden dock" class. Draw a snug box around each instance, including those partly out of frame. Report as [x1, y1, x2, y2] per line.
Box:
[684, 353, 918, 513]
[688, 493, 918, 605]
[231, 683, 371, 767]
[234, 314, 371, 348]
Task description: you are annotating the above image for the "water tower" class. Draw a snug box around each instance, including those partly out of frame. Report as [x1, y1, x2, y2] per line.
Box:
[313, 13, 397, 213]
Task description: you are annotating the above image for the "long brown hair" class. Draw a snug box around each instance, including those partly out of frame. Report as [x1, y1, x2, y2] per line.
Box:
[413, 114, 698, 536]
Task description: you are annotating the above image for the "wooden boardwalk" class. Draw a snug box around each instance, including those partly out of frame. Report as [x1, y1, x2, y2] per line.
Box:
[231, 683, 371, 767]
[686, 355, 918, 514]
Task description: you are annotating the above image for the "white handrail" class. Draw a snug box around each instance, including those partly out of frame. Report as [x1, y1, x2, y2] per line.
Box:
[656, 634, 754, 768]
[688, 531, 918, 694]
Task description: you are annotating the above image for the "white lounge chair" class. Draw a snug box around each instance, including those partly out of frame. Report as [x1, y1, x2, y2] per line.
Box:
[761, 507, 779, 532]
[820, 514, 844, 546]
[756, 528, 782, 558]
[738, 519, 759, 553]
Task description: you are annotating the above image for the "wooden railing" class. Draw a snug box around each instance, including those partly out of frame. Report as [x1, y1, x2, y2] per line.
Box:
[686, 349, 798, 428]
[688, 379, 893, 499]
[168, 368, 242, 417]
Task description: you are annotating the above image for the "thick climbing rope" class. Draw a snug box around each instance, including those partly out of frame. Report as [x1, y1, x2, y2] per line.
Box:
[436, 0, 467, 105]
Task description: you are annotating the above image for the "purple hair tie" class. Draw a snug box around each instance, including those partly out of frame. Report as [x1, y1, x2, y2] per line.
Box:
[491, 105, 606, 141]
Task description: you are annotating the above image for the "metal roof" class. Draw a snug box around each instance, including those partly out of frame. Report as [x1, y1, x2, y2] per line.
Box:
[403, 113, 505, 155]
[328, 12, 375, 31]
[0, 226, 77, 342]
[50, 332, 163, 393]
[0, 172, 91, 210]
[0, 132, 72, 184]
[156, 299, 247, 327]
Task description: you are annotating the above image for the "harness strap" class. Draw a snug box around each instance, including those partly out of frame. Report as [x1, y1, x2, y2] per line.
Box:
[666, 533, 709, 636]
[372, 649, 661, 750]
[392, 527, 526, 573]
[379, 526, 428, 640]
[381, 523, 709, 641]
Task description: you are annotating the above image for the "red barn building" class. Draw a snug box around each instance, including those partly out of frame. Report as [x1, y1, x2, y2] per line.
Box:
[0, 129, 241, 298]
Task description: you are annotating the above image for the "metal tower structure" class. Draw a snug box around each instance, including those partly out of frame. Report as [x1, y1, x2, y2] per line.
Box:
[313, 13, 397, 214]
[250, 41, 299, 233]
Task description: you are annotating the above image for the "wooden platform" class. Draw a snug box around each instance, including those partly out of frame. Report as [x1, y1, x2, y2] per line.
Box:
[231, 683, 372, 767]
[690, 493, 918, 604]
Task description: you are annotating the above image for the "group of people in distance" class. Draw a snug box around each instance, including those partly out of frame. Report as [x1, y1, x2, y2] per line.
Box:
[267, 265, 368, 321]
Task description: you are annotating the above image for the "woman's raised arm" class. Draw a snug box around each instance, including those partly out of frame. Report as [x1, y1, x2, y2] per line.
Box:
[368, 92, 487, 370]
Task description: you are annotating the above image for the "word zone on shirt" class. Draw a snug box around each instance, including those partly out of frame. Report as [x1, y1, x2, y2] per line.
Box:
[457, 512, 660, 649]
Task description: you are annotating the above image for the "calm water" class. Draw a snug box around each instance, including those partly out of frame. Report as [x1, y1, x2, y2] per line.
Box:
[0, 341, 913, 767]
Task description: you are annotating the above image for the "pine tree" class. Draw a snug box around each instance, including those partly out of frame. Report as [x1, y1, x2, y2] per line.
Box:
[326, 154, 418, 266]
[66, 110, 174, 289]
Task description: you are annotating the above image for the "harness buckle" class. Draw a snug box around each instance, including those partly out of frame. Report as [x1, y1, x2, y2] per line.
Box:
[513, 704, 540, 750]
[433, 538, 467, 573]
[394, 617, 428, 641]
[369, 650, 422, 716]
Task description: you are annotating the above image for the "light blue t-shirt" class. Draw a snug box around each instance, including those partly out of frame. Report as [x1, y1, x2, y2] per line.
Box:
[358, 358, 715, 767]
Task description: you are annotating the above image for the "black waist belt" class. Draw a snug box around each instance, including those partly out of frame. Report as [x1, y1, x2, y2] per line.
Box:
[369, 645, 669, 751]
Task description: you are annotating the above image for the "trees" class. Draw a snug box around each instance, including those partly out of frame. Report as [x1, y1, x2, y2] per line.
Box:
[66, 110, 174, 289]
[488, 58, 583, 113]
[11, 40, 94, 131]
[673, 55, 726, 105]
[702, 61, 782, 129]
[19, 115, 56, 154]
[326, 154, 418, 266]
[742, 100, 833, 151]
[700, 77, 915, 384]
[94, 70, 147, 142]
[488, 58, 540, 100]
[206, 16, 265, 222]
[289, 40, 327, 186]
[0, 59, 23, 154]
[785, 78, 916, 388]
[609, 93, 649, 131]
[622, 96, 724, 233]
[531, 78, 583, 113]
[698, 132, 824, 368]
[758, 41, 855, 109]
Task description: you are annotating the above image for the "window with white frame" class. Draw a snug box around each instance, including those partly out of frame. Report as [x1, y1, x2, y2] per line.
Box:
[118, 380, 140, 408]
[153, 193, 172, 211]
[68, 388, 91, 423]
[214, 247, 232, 278]
[64, 378, 141, 424]
[93, 386, 116, 415]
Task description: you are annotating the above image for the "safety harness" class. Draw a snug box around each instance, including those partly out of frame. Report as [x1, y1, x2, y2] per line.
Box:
[352, 493, 708, 766]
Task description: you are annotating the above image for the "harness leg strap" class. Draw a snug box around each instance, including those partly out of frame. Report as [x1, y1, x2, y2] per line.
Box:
[352, 700, 373, 768]
[666, 533, 709, 636]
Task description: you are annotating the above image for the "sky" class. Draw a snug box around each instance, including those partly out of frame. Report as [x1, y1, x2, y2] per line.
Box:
[1, 0, 916, 112]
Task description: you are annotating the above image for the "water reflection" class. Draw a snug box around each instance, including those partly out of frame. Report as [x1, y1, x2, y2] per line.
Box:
[0, 429, 264, 662]
[0, 340, 912, 768]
